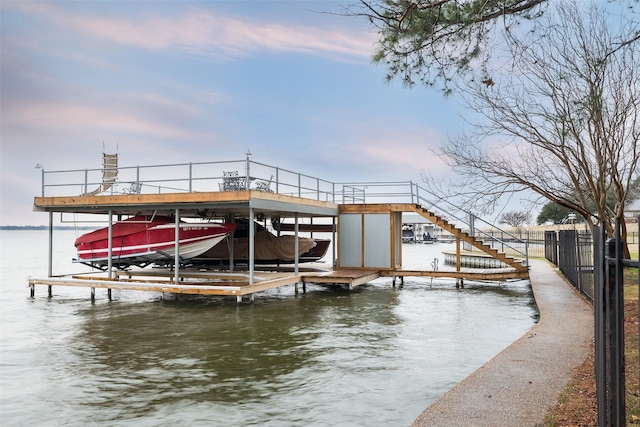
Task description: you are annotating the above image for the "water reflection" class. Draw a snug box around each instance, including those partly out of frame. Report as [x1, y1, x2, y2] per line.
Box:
[2, 231, 538, 426]
[68, 287, 404, 423]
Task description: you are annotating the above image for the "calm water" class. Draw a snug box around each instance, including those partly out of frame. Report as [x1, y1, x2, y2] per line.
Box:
[0, 230, 538, 426]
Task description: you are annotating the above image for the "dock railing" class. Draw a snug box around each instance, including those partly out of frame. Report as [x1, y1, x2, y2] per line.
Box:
[37, 157, 528, 265]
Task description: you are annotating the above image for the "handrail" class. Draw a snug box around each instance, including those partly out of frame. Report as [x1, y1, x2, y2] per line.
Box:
[412, 183, 529, 265]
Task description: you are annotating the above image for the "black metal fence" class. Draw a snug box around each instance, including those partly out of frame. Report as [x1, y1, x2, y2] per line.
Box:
[545, 229, 595, 302]
[559, 230, 595, 302]
[593, 219, 639, 427]
[545, 219, 639, 426]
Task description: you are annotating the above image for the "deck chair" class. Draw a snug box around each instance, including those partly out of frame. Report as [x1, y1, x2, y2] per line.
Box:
[219, 171, 245, 191]
[83, 153, 118, 196]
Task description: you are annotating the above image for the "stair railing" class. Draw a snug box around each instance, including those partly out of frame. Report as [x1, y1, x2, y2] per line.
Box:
[412, 183, 529, 267]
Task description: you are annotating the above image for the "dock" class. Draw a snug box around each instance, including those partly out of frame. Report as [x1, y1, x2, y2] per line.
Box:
[29, 155, 530, 302]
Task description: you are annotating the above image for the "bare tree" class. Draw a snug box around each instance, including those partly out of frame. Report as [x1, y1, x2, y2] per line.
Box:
[435, 2, 639, 254]
[499, 211, 531, 228]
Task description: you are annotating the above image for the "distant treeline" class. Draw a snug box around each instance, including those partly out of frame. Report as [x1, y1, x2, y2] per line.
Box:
[0, 226, 96, 230]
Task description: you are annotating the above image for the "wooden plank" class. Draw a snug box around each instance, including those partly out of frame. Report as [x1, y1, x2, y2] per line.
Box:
[251, 191, 338, 209]
[34, 191, 251, 208]
[338, 203, 418, 214]
[301, 269, 380, 285]
[29, 277, 243, 295]
[112, 270, 261, 281]
[237, 274, 304, 295]
[379, 269, 530, 280]
[273, 223, 335, 233]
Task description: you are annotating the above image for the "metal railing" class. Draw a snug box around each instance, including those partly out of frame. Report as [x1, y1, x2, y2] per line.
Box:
[409, 183, 529, 266]
[594, 218, 638, 427]
[37, 156, 528, 264]
[546, 217, 638, 426]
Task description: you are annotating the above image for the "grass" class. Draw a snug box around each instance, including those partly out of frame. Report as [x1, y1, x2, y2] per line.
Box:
[544, 267, 639, 426]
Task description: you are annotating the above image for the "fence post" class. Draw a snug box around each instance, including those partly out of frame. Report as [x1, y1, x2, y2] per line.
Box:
[596, 220, 626, 427]
[136, 165, 140, 193]
[594, 224, 607, 426]
[607, 220, 626, 426]
[245, 152, 251, 190]
[409, 181, 420, 205]
[40, 167, 45, 197]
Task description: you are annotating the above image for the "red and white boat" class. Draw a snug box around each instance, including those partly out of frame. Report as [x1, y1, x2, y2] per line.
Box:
[74, 215, 236, 268]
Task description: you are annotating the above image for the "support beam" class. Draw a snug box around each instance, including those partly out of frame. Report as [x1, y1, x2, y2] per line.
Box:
[332, 216, 337, 267]
[249, 207, 255, 286]
[229, 214, 235, 273]
[107, 211, 113, 279]
[47, 212, 53, 278]
[174, 209, 180, 284]
[294, 212, 299, 276]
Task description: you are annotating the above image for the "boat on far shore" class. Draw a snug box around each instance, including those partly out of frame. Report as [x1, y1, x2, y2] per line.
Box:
[74, 215, 236, 269]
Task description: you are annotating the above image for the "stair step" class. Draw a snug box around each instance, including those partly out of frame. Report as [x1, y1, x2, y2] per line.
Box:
[414, 206, 525, 270]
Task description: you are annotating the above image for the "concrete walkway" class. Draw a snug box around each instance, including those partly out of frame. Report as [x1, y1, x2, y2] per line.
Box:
[411, 259, 594, 427]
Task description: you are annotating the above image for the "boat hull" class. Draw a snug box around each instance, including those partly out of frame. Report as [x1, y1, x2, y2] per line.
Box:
[74, 216, 235, 268]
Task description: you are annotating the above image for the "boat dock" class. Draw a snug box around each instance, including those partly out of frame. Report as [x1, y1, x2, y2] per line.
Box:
[28, 268, 386, 302]
[28, 155, 530, 302]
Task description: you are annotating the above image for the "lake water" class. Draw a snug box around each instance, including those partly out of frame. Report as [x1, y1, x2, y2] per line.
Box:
[0, 230, 538, 426]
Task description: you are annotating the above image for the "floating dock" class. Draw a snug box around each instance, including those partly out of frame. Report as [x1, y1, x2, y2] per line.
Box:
[29, 156, 530, 302]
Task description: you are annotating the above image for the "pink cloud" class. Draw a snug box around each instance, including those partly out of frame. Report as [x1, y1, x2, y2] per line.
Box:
[5, 102, 202, 140]
[7, 2, 375, 60]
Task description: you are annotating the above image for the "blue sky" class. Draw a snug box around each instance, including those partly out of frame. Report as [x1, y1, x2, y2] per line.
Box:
[1, 1, 468, 225]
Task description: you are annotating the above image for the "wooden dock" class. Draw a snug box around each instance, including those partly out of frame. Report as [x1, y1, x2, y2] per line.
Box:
[28, 265, 528, 302]
[30, 159, 531, 302]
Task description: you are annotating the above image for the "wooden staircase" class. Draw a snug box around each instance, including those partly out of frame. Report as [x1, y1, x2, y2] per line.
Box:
[414, 205, 529, 272]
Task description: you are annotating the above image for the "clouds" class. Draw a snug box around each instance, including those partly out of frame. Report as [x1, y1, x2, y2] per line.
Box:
[0, 1, 459, 225]
[5, 2, 374, 61]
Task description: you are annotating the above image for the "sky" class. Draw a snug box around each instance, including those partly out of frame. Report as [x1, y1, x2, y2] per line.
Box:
[1, 1, 470, 226]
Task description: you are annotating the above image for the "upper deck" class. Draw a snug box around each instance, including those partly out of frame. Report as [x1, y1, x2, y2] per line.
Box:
[33, 190, 339, 220]
[32, 154, 419, 221]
